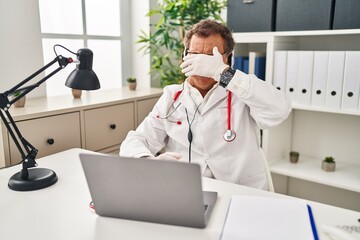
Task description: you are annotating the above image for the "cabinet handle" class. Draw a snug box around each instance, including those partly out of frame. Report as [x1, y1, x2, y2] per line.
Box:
[243, 0, 254, 3]
[47, 138, 55, 145]
[331, 91, 337, 96]
[110, 124, 117, 130]
[316, 90, 321, 95]
[347, 92, 353, 97]
[302, 89, 307, 94]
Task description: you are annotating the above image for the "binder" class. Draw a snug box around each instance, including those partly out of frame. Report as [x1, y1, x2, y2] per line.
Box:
[286, 51, 299, 103]
[311, 51, 329, 108]
[233, 56, 244, 71]
[273, 51, 287, 92]
[326, 51, 345, 110]
[297, 51, 314, 106]
[221, 196, 319, 240]
[249, 52, 266, 80]
[341, 51, 360, 111]
[233, 56, 249, 73]
[243, 57, 249, 74]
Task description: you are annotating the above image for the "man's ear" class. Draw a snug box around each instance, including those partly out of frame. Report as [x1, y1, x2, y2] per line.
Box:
[226, 53, 233, 66]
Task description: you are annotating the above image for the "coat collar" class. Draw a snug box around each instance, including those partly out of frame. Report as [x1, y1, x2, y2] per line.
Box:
[180, 81, 228, 115]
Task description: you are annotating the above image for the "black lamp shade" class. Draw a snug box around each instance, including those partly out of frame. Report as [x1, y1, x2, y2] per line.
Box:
[65, 48, 100, 90]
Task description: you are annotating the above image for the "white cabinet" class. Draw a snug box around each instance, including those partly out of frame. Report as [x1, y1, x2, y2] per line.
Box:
[9, 112, 81, 166]
[84, 103, 135, 152]
[0, 88, 162, 168]
[137, 97, 159, 126]
[233, 29, 360, 211]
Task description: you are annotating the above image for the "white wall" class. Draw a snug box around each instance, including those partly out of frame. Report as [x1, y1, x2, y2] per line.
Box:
[131, 0, 151, 88]
[0, 0, 46, 98]
[0, 0, 45, 167]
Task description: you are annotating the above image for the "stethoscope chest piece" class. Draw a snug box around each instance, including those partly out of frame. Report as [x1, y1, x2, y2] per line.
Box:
[223, 129, 236, 142]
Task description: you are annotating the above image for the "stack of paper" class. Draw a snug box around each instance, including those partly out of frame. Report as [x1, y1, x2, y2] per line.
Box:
[221, 196, 318, 240]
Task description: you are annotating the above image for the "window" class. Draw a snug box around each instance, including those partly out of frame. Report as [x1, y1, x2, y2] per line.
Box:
[38, 0, 129, 97]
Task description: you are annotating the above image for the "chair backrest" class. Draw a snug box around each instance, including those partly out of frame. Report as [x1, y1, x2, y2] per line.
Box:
[260, 148, 274, 192]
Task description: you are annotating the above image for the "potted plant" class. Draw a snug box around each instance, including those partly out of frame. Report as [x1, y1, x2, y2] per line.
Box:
[12, 91, 26, 108]
[137, 0, 226, 87]
[72, 88, 82, 99]
[289, 151, 300, 163]
[127, 77, 137, 90]
[322, 156, 336, 172]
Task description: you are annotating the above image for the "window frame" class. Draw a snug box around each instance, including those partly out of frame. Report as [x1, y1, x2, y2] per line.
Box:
[40, 0, 132, 93]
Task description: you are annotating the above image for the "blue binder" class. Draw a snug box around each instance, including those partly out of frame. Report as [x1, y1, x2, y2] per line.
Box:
[233, 56, 249, 73]
[254, 56, 266, 80]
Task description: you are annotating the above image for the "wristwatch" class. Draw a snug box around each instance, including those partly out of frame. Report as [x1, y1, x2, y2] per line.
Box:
[219, 67, 236, 88]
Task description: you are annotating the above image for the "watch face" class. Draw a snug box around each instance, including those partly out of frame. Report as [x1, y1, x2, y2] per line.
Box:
[220, 68, 235, 87]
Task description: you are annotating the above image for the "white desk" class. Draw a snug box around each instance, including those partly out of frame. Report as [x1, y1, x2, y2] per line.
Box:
[0, 148, 359, 240]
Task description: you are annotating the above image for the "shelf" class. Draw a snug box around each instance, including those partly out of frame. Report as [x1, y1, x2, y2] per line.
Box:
[270, 156, 360, 193]
[233, 29, 360, 39]
[6, 88, 163, 121]
[292, 104, 360, 116]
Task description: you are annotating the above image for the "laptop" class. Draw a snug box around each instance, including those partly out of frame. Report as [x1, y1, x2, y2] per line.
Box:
[79, 153, 218, 228]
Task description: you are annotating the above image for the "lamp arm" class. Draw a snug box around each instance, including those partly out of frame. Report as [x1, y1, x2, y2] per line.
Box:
[0, 110, 37, 178]
[0, 55, 73, 179]
[5, 55, 72, 104]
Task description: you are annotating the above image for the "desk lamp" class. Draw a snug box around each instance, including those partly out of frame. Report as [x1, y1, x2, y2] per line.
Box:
[0, 45, 100, 191]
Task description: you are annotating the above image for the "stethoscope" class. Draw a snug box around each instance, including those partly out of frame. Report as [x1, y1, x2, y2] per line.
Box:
[224, 91, 236, 142]
[156, 85, 236, 142]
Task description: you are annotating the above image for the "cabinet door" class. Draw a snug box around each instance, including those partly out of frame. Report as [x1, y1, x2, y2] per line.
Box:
[9, 112, 81, 165]
[137, 97, 159, 126]
[84, 102, 135, 151]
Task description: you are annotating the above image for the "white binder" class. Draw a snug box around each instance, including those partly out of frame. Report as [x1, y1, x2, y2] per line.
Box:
[341, 51, 360, 111]
[286, 51, 299, 103]
[273, 51, 287, 93]
[326, 51, 345, 110]
[297, 51, 314, 106]
[311, 51, 329, 108]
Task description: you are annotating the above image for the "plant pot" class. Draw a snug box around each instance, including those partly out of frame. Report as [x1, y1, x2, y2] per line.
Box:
[72, 89, 82, 98]
[13, 95, 26, 108]
[289, 152, 299, 163]
[128, 82, 137, 91]
[321, 161, 336, 172]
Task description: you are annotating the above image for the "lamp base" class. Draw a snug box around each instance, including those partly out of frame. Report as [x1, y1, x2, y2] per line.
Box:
[8, 168, 58, 191]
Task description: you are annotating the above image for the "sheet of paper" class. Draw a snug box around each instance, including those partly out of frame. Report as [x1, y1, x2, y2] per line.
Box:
[221, 196, 316, 240]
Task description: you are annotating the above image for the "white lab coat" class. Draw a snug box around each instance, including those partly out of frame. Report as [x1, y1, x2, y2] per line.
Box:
[120, 70, 292, 190]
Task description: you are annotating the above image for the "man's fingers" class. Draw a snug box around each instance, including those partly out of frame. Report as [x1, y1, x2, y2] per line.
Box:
[181, 64, 193, 74]
[165, 152, 182, 159]
[156, 152, 182, 161]
[212, 46, 220, 56]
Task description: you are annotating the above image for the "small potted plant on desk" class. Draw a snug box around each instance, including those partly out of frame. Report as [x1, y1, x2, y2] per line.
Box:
[127, 77, 137, 91]
[321, 156, 336, 172]
[12, 91, 26, 108]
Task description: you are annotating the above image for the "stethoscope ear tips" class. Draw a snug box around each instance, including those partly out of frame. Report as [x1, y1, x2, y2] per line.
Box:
[156, 114, 182, 125]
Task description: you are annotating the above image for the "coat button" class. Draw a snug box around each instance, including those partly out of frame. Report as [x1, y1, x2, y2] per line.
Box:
[198, 117, 203, 122]
[204, 154, 209, 159]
